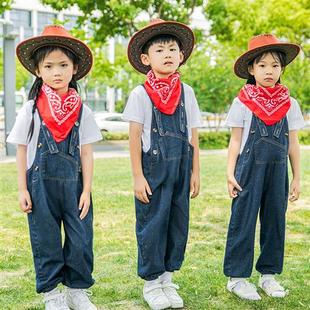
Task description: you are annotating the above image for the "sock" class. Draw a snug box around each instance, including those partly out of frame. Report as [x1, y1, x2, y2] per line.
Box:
[261, 274, 275, 280]
[144, 278, 160, 289]
[230, 277, 246, 282]
[159, 271, 173, 283]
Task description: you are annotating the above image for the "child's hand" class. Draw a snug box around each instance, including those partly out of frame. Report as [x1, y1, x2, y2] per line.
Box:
[190, 172, 200, 199]
[289, 179, 300, 202]
[227, 175, 242, 198]
[19, 190, 32, 213]
[134, 174, 152, 204]
[79, 191, 91, 220]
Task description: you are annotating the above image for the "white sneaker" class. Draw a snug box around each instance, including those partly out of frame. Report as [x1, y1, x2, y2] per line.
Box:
[162, 281, 184, 309]
[43, 288, 70, 310]
[65, 288, 97, 310]
[259, 275, 287, 298]
[143, 281, 171, 310]
[227, 278, 261, 301]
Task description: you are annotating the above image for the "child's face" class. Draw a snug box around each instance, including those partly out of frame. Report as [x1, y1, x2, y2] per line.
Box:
[140, 40, 184, 78]
[248, 52, 283, 88]
[36, 49, 77, 95]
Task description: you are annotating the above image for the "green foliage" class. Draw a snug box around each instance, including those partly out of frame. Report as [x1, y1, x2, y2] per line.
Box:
[204, 0, 310, 112]
[102, 131, 129, 141]
[0, 49, 31, 91]
[298, 130, 310, 145]
[35, 0, 310, 115]
[42, 0, 203, 40]
[1, 153, 310, 308]
[199, 131, 230, 149]
[0, 0, 12, 14]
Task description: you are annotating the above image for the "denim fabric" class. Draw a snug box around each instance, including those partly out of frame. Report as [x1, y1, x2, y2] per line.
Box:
[224, 115, 289, 277]
[136, 85, 193, 280]
[26, 106, 94, 293]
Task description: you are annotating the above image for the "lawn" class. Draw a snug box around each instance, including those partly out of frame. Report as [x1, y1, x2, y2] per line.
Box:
[0, 150, 309, 310]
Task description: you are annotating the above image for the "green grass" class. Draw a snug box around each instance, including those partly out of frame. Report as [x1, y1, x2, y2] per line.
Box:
[0, 151, 309, 310]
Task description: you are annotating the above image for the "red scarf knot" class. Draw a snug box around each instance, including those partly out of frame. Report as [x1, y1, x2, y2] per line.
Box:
[144, 70, 181, 115]
[37, 83, 82, 142]
[238, 84, 291, 125]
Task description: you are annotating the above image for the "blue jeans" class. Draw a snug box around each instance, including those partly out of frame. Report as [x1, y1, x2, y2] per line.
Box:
[224, 115, 289, 277]
[27, 107, 94, 293]
[136, 85, 193, 280]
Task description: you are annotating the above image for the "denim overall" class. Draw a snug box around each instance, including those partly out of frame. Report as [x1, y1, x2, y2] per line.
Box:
[136, 85, 193, 280]
[26, 106, 94, 293]
[224, 115, 289, 277]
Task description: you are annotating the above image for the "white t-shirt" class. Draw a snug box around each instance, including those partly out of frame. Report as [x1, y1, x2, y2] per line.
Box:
[225, 97, 305, 153]
[123, 83, 203, 152]
[7, 100, 102, 168]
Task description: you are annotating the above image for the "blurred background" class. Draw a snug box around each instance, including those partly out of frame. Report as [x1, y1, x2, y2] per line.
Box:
[0, 0, 309, 154]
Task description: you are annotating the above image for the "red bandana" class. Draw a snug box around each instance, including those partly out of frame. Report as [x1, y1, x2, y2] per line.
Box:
[238, 84, 291, 125]
[144, 70, 181, 115]
[37, 83, 82, 142]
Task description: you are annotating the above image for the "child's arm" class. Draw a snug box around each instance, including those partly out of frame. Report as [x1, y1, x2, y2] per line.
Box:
[129, 121, 152, 204]
[227, 128, 243, 198]
[79, 143, 93, 220]
[288, 130, 301, 202]
[190, 128, 200, 198]
[16, 145, 32, 213]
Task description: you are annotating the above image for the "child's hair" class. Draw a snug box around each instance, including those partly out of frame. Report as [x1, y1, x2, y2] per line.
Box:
[247, 50, 287, 85]
[142, 34, 183, 55]
[27, 46, 80, 140]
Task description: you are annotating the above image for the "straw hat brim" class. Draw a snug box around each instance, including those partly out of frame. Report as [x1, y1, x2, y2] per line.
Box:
[16, 35, 93, 80]
[234, 43, 300, 79]
[127, 21, 195, 74]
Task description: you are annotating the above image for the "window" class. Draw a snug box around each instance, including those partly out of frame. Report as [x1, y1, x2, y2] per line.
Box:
[10, 9, 33, 39]
[37, 12, 57, 34]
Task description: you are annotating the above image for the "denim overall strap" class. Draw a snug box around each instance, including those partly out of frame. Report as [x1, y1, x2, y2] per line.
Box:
[273, 117, 285, 138]
[68, 105, 83, 156]
[152, 84, 187, 137]
[41, 120, 59, 154]
[179, 84, 186, 133]
[256, 116, 269, 137]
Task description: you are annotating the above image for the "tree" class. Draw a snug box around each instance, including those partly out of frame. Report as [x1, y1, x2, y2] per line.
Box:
[0, 0, 12, 14]
[42, 0, 203, 39]
[204, 0, 310, 112]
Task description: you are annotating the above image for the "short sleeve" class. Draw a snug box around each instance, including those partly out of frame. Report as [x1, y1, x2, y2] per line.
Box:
[123, 86, 146, 124]
[287, 98, 305, 131]
[225, 97, 246, 128]
[186, 86, 203, 128]
[6, 101, 33, 145]
[80, 105, 102, 145]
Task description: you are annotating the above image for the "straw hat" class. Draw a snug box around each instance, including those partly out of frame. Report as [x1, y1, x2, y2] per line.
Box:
[234, 34, 300, 79]
[16, 25, 93, 80]
[127, 19, 195, 74]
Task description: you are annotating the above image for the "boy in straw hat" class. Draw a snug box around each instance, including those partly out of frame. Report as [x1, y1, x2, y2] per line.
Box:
[7, 25, 101, 309]
[223, 34, 305, 300]
[124, 19, 202, 309]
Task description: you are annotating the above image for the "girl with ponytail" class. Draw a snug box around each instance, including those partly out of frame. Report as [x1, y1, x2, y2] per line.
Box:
[7, 25, 101, 310]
